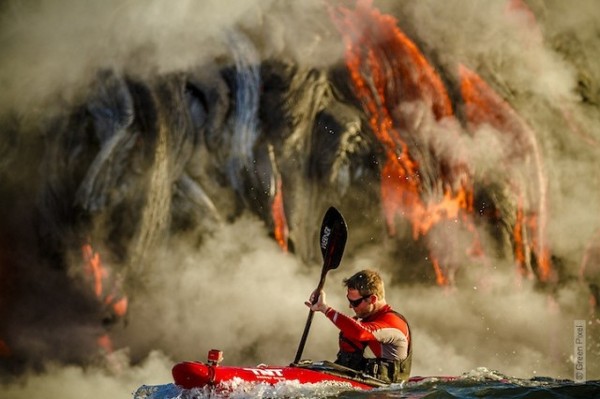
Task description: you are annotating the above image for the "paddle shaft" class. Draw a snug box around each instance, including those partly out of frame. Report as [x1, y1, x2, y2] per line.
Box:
[293, 268, 329, 364]
[293, 207, 347, 365]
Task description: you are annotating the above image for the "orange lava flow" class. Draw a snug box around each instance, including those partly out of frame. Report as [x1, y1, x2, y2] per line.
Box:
[459, 64, 554, 282]
[512, 194, 533, 279]
[81, 241, 129, 318]
[272, 177, 289, 252]
[331, 0, 460, 234]
[97, 333, 114, 353]
[330, 0, 480, 285]
[430, 258, 448, 286]
[82, 243, 104, 297]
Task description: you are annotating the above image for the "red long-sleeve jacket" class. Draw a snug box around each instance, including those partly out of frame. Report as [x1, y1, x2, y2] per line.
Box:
[325, 304, 410, 360]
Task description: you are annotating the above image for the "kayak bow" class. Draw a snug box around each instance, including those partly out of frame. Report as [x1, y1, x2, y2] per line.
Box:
[172, 350, 389, 390]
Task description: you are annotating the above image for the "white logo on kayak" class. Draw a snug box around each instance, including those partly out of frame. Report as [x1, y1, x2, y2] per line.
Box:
[243, 368, 284, 377]
[321, 226, 331, 250]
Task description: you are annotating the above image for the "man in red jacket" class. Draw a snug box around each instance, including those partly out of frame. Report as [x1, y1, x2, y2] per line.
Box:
[306, 269, 411, 383]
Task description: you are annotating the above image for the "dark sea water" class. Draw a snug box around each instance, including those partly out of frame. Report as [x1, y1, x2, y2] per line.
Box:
[134, 368, 600, 399]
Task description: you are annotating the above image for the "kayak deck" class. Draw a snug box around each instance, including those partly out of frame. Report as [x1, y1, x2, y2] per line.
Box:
[172, 359, 390, 390]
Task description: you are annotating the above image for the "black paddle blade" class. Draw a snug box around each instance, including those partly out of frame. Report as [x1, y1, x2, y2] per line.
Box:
[293, 206, 348, 364]
[319, 207, 347, 271]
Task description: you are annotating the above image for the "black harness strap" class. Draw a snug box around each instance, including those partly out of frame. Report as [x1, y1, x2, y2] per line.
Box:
[339, 332, 367, 352]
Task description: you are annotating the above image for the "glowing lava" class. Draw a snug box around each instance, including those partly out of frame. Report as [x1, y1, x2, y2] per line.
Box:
[331, 0, 479, 285]
[459, 64, 554, 282]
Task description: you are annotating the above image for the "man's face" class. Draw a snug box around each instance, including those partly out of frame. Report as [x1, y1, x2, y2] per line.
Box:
[346, 288, 374, 318]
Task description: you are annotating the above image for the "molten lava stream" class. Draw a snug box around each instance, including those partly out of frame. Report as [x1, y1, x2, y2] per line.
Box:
[272, 176, 289, 252]
[81, 241, 128, 354]
[459, 64, 554, 282]
[331, 0, 481, 285]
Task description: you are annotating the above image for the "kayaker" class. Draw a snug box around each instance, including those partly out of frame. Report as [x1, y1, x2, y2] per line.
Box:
[305, 269, 411, 383]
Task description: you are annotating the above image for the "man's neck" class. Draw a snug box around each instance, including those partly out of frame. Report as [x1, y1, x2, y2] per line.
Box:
[375, 300, 388, 310]
[365, 300, 388, 318]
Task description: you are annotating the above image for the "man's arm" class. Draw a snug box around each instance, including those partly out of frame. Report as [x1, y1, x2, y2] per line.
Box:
[325, 309, 409, 343]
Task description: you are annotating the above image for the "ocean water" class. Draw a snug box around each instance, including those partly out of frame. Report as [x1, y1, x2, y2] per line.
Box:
[133, 368, 600, 399]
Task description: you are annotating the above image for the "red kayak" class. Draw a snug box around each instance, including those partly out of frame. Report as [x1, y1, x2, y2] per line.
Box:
[172, 350, 456, 391]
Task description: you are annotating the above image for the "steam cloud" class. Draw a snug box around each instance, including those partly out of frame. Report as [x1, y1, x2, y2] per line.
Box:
[1, 0, 599, 398]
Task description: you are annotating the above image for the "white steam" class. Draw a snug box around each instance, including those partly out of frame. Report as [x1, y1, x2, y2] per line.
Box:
[1, 217, 595, 398]
[118, 215, 326, 366]
[3, 351, 172, 399]
[0, 0, 336, 112]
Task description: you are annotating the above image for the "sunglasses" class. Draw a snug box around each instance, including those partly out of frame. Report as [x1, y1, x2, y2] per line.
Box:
[347, 295, 370, 307]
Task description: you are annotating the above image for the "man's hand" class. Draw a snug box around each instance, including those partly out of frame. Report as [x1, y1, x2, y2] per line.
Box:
[305, 289, 328, 313]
